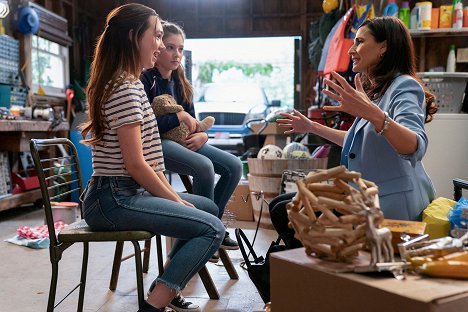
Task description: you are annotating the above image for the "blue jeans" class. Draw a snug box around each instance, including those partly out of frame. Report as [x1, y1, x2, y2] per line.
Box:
[81, 176, 225, 292]
[162, 140, 242, 219]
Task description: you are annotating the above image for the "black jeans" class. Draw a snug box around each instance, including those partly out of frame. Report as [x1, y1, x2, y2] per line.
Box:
[268, 192, 303, 249]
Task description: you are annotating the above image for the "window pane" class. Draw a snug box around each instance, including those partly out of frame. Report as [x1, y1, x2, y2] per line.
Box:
[32, 35, 60, 55]
[32, 50, 65, 89]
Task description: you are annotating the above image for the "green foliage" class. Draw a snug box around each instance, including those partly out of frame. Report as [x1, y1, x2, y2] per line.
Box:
[197, 61, 274, 83]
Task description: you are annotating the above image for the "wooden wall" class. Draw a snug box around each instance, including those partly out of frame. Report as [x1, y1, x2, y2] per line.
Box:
[5, 0, 326, 110]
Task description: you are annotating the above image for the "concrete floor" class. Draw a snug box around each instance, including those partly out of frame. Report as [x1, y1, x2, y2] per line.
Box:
[0, 176, 276, 312]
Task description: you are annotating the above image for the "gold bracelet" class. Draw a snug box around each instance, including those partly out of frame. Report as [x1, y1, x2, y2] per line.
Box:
[377, 111, 390, 135]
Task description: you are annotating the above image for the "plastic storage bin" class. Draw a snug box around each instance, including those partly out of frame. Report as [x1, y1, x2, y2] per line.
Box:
[419, 72, 467, 113]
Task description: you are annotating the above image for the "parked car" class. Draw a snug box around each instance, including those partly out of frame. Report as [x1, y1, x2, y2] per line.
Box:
[194, 83, 281, 155]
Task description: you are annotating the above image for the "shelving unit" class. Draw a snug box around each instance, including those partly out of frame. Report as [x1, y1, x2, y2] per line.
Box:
[0, 120, 69, 212]
[0, 189, 42, 212]
[410, 28, 468, 74]
[410, 27, 468, 38]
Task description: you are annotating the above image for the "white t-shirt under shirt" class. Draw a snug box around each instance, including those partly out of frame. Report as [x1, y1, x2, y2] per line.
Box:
[92, 78, 165, 176]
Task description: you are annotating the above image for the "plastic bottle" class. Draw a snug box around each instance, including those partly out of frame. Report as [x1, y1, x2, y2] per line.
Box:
[383, 0, 399, 17]
[447, 44, 456, 72]
[410, 6, 418, 29]
[452, 1, 464, 29]
[416, 2, 432, 30]
[399, 1, 411, 28]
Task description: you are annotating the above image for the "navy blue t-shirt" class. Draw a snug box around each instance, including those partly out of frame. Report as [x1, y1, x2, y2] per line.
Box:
[140, 68, 196, 134]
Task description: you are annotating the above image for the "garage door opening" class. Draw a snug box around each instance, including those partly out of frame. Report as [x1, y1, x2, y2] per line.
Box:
[185, 36, 298, 109]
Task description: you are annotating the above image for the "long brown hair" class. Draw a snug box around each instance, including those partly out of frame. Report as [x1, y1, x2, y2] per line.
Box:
[158, 21, 193, 105]
[359, 17, 437, 123]
[80, 3, 158, 145]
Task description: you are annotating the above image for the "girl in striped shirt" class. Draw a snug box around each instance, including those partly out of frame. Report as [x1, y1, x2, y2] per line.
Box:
[80, 4, 224, 312]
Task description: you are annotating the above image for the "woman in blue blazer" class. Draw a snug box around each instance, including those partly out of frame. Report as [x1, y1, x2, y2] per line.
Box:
[278, 17, 437, 221]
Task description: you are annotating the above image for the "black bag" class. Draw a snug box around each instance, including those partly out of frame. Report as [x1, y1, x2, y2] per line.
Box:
[235, 228, 286, 303]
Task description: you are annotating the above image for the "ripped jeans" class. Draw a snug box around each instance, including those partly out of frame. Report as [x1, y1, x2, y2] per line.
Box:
[81, 175, 225, 292]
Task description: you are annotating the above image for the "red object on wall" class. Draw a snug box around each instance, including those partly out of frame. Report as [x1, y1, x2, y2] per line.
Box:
[11, 169, 40, 192]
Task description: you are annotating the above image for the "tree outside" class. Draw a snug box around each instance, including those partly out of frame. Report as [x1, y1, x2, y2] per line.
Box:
[185, 37, 296, 108]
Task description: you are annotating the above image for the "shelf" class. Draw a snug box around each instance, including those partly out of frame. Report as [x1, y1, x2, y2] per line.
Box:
[417, 72, 468, 78]
[410, 28, 468, 38]
[0, 189, 42, 212]
[0, 120, 69, 132]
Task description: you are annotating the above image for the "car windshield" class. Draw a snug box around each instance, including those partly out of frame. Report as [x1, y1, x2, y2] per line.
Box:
[202, 84, 266, 104]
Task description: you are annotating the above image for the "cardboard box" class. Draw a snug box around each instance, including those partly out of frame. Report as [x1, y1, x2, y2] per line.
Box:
[271, 248, 468, 312]
[382, 219, 427, 252]
[250, 122, 284, 135]
[225, 181, 254, 221]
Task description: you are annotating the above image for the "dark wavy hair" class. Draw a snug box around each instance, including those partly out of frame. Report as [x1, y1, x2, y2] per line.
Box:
[80, 3, 159, 145]
[359, 17, 437, 123]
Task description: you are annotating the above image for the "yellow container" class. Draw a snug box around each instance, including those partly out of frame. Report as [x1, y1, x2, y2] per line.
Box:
[439, 5, 453, 28]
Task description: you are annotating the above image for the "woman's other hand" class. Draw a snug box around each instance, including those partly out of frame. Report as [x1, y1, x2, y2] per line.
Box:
[276, 109, 314, 134]
[186, 132, 208, 151]
[323, 72, 376, 120]
[177, 111, 198, 133]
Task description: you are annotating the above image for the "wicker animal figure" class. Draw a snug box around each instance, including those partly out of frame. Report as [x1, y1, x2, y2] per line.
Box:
[151, 94, 215, 146]
[363, 207, 394, 265]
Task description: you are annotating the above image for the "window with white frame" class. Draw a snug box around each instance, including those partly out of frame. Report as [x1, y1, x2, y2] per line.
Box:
[31, 35, 69, 97]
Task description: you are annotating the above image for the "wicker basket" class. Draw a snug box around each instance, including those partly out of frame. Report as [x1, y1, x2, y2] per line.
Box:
[247, 157, 328, 229]
[419, 72, 467, 113]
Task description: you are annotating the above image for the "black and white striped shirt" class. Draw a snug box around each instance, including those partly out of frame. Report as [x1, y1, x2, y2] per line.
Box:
[92, 78, 165, 176]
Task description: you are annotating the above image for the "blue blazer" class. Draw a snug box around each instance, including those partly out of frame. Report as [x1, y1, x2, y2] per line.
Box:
[341, 75, 435, 221]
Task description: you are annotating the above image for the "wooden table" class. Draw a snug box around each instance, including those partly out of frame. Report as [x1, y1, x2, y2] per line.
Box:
[0, 119, 69, 212]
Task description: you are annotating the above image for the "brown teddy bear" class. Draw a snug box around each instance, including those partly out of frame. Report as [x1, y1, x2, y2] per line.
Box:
[151, 94, 215, 146]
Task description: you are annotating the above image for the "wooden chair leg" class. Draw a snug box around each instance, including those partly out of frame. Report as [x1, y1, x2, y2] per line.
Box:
[142, 239, 151, 273]
[109, 241, 124, 291]
[131, 240, 145, 308]
[218, 248, 239, 279]
[155, 235, 164, 276]
[77, 242, 89, 312]
[198, 265, 220, 300]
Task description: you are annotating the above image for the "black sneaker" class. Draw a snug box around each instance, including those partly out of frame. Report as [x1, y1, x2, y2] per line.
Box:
[138, 300, 166, 312]
[208, 251, 219, 263]
[168, 294, 200, 312]
[221, 231, 239, 250]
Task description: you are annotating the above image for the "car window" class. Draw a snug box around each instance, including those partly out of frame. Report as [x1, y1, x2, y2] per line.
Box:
[203, 84, 266, 104]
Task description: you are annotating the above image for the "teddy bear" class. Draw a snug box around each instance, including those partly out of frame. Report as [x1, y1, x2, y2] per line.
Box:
[151, 94, 215, 146]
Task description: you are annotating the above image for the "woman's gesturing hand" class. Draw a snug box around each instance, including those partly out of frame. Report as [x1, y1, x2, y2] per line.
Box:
[322, 72, 375, 120]
[276, 109, 314, 134]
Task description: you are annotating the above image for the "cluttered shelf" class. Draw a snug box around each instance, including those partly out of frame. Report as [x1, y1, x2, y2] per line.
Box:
[0, 119, 69, 212]
[410, 27, 468, 37]
[0, 119, 69, 152]
[0, 189, 42, 212]
[0, 119, 69, 132]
